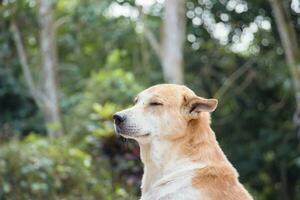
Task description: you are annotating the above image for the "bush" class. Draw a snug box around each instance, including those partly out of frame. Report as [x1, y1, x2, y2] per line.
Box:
[0, 135, 137, 200]
[0, 68, 143, 200]
[60, 67, 144, 195]
[64, 68, 143, 137]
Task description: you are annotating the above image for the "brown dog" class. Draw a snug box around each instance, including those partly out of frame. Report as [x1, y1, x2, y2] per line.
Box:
[113, 84, 253, 200]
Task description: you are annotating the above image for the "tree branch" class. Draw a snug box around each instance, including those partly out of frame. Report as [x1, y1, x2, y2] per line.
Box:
[137, 6, 161, 61]
[234, 69, 256, 95]
[214, 60, 254, 99]
[10, 21, 45, 104]
[54, 16, 70, 30]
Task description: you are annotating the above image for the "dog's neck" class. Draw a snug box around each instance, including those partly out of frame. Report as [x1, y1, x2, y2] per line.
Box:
[139, 138, 203, 194]
[139, 133, 213, 194]
[138, 113, 231, 195]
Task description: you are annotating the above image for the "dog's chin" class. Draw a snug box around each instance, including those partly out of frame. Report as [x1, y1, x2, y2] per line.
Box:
[114, 126, 151, 142]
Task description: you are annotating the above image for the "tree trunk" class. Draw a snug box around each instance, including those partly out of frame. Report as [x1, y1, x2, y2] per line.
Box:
[269, 0, 300, 139]
[161, 0, 185, 84]
[270, 1, 300, 198]
[39, 0, 63, 137]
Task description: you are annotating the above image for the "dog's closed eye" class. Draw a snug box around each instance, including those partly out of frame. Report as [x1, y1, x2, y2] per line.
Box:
[149, 102, 163, 106]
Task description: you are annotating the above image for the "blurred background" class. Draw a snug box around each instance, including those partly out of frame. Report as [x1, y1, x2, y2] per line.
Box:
[0, 0, 300, 199]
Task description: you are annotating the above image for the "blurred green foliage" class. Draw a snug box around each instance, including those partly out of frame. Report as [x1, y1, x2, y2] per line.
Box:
[64, 66, 142, 137]
[0, 135, 136, 200]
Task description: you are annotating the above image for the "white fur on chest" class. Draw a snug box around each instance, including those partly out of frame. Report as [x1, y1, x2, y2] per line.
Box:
[140, 162, 204, 200]
[140, 139, 205, 200]
[141, 183, 201, 200]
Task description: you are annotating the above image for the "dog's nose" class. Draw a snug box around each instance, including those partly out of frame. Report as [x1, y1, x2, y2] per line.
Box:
[113, 114, 126, 125]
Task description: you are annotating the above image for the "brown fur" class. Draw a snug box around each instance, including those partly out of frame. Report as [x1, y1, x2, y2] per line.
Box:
[178, 111, 252, 199]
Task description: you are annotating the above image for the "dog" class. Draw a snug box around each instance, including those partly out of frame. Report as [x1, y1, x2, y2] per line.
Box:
[113, 84, 253, 200]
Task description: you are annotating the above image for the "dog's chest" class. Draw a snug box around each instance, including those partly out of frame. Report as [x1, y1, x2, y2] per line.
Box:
[139, 140, 206, 200]
[141, 178, 202, 200]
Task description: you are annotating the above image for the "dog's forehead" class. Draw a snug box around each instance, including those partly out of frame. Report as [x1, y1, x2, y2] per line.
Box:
[138, 84, 195, 102]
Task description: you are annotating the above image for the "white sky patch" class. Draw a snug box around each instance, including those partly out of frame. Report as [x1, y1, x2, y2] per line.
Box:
[292, 0, 300, 13]
[187, 34, 197, 43]
[231, 15, 271, 54]
[212, 22, 231, 45]
[226, 0, 237, 11]
[192, 17, 203, 26]
[135, 0, 164, 13]
[106, 0, 276, 55]
[261, 20, 271, 30]
[249, 22, 258, 32]
[202, 9, 216, 27]
[136, 0, 157, 8]
[199, 9, 230, 45]
[186, 10, 195, 19]
[255, 16, 271, 31]
[105, 0, 164, 34]
[105, 2, 139, 20]
[231, 28, 255, 53]
[220, 13, 229, 22]
[235, 3, 248, 13]
[226, 0, 248, 14]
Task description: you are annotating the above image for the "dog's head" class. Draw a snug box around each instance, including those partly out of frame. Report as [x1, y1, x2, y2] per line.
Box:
[113, 84, 217, 143]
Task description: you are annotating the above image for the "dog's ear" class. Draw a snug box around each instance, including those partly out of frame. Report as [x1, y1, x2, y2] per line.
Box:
[184, 95, 218, 118]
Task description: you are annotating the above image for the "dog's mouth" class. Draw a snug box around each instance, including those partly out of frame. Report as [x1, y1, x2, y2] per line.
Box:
[114, 125, 150, 139]
[120, 133, 150, 139]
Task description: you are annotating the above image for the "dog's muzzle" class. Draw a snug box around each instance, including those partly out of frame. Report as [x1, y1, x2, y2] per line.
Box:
[113, 112, 150, 138]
